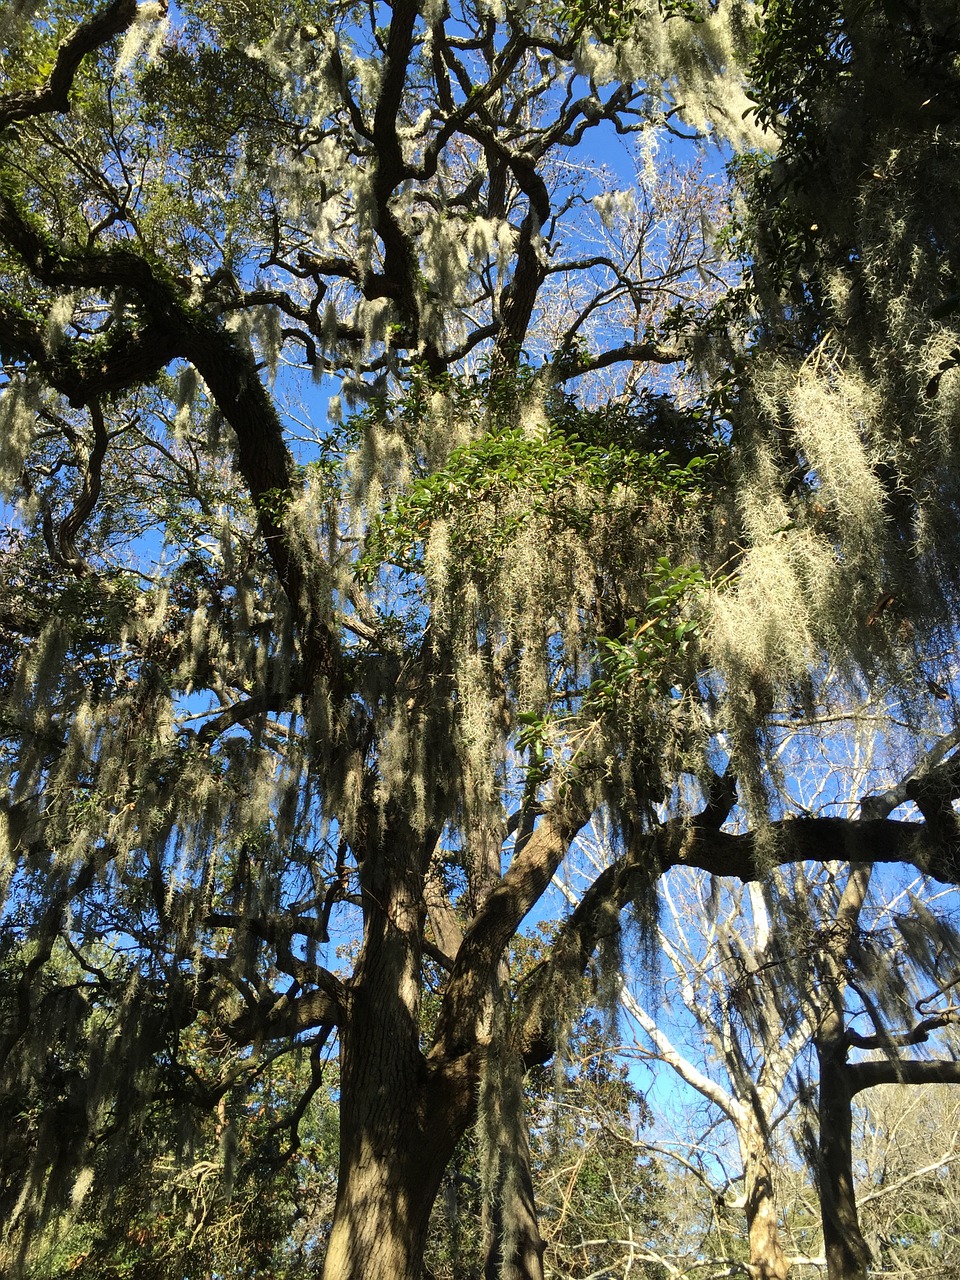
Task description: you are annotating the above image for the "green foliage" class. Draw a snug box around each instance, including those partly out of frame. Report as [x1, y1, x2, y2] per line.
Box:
[547, 0, 709, 44]
[367, 428, 708, 576]
[21, 1026, 340, 1279]
[255, 484, 295, 525]
[592, 559, 706, 703]
[748, 0, 846, 146]
[547, 0, 646, 43]
[528, 1015, 667, 1279]
[361, 380, 715, 584]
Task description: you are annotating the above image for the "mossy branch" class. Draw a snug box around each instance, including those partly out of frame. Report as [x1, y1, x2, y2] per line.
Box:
[0, 178, 346, 702]
[0, 0, 140, 129]
[515, 806, 960, 1068]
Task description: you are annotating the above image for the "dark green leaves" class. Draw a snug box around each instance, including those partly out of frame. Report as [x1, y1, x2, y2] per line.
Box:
[591, 558, 706, 706]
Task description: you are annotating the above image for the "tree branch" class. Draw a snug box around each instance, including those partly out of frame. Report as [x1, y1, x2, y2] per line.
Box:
[0, 187, 347, 702]
[620, 982, 740, 1122]
[0, 0, 140, 128]
[552, 339, 685, 382]
[431, 790, 589, 1058]
[516, 811, 960, 1063]
[849, 1057, 960, 1095]
[224, 983, 346, 1043]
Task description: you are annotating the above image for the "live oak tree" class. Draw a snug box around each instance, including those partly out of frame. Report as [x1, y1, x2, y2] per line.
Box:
[0, 3, 741, 1276]
[4, 2, 960, 1279]
[792, 858, 960, 1280]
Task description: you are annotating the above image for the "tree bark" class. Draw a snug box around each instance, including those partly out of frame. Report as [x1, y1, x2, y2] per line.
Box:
[482, 1104, 546, 1280]
[323, 1041, 470, 1280]
[817, 1034, 870, 1280]
[742, 1110, 790, 1280]
[322, 827, 474, 1280]
[815, 865, 872, 1280]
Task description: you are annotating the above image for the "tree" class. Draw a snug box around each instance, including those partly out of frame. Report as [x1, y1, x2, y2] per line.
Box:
[528, 1015, 667, 1279]
[792, 857, 960, 1280]
[621, 849, 960, 1280]
[4, 2, 960, 1278]
[422, 1006, 669, 1280]
[606, 698, 960, 1280]
[0, 926, 341, 1278]
[854, 1083, 960, 1279]
[621, 871, 806, 1280]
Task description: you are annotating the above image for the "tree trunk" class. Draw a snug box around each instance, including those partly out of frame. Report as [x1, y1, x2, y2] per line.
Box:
[817, 1036, 871, 1280]
[814, 865, 872, 1280]
[323, 1025, 467, 1277]
[322, 833, 474, 1280]
[323, 1058, 468, 1279]
[742, 1110, 790, 1280]
[482, 1114, 546, 1280]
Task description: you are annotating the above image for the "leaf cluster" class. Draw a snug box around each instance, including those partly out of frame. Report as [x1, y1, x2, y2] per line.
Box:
[364, 419, 713, 581]
[548, 0, 709, 46]
[592, 558, 706, 705]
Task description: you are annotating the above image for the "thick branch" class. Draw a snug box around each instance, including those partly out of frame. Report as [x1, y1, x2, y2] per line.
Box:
[516, 812, 960, 1061]
[42, 397, 109, 577]
[367, 0, 430, 350]
[424, 857, 464, 966]
[552, 339, 685, 383]
[224, 983, 346, 1043]
[431, 791, 589, 1058]
[204, 910, 330, 948]
[846, 1008, 960, 1050]
[195, 692, 291, 748]
[0, 0, 139, 128]
[848, 1056, 960, 1095]
[859, 734, 960, 819]
[0, 190, 346, 700]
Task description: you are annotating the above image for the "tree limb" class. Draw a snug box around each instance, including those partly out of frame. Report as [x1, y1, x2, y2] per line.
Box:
[0, 0, 140, 128]
[431, 789, 589, 1058]
[849, 1057, 960, 1095]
